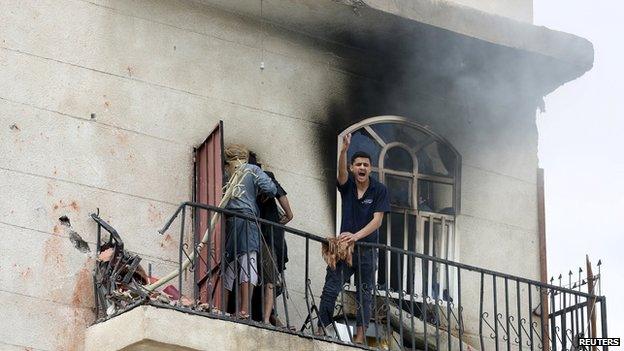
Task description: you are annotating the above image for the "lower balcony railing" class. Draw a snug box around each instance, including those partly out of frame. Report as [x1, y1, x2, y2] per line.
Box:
[90, 202, 609, 351]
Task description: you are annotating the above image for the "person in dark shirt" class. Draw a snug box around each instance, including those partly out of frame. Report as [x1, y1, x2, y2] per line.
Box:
[317, 133, 390, 344]
[248, 152, 294, 325]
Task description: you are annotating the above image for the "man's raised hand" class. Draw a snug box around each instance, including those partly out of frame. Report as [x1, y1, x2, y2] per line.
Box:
[341, 133, 352, 152]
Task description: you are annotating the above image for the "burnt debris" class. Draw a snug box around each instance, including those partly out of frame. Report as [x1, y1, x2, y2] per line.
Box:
[91, 213, 201, 320]
[58, 215, 91, 254]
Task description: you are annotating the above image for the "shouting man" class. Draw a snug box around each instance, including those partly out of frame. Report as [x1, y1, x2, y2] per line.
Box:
[318, 133, 390, 343]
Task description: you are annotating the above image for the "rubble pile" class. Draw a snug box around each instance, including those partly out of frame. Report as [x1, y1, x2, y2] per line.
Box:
[92, 214, 212, 320]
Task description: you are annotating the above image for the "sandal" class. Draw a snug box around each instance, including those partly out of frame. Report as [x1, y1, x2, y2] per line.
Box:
[237, 311, 250, 319]
[211, 307, 226, 315]
[197, 304, 226, 315]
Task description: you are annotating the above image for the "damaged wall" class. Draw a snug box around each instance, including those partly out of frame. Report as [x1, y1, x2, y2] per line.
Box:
[1, 0, 549, 350]
[0, 1, 360, 349]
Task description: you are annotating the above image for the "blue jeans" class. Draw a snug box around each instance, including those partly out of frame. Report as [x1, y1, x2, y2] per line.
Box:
[318, 248, 376, 328]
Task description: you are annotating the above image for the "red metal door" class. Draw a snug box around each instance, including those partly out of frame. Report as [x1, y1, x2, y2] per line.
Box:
[194, 121, 224, 306]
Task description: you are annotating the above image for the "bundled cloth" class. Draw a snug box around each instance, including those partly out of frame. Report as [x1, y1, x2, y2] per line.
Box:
[321, 236, 354, 270]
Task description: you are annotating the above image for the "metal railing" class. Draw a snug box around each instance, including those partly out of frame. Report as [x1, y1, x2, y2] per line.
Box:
[92, 202, 609, 351]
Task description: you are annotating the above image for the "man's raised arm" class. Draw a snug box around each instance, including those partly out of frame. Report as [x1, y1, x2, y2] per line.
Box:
[337, 133, 351, 186]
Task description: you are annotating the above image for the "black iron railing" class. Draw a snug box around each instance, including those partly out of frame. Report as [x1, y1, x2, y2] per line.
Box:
[91, 202, 609, 351]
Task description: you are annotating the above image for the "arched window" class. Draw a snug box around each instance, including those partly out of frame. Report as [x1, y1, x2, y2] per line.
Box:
[338, 116, 461, 300]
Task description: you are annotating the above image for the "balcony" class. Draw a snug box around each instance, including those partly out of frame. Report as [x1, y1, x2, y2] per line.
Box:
[86, 202, 608, 351]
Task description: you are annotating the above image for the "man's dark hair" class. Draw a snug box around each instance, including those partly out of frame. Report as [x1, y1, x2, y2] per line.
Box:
[350, 151, 372, 164]
[248, 151, 261, 167]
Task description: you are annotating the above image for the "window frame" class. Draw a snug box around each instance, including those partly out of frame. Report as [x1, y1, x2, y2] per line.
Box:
[342, 115, 461, 213]
[338, 116, 462, 301]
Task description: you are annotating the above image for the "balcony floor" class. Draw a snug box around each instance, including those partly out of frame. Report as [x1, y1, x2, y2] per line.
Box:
[85, 304, 367, 351]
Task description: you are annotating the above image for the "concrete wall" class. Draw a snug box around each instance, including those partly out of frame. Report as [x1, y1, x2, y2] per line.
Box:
[366, 0, 533, 23]
[85, 305, 357, 351]
[0, 0, 541, 349]
[447, 0, 533, 22]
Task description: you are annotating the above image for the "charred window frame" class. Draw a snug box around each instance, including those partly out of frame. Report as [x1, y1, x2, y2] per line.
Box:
[338, 116, 461, 301]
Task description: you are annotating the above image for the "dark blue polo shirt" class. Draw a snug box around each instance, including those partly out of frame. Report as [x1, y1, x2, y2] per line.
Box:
[338, 174, 391, 243]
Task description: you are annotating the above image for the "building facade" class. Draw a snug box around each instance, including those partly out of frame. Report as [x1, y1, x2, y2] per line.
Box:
[0, 0, 594, 350]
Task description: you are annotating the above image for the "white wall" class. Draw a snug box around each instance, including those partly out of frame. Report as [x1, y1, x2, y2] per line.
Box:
[448, 0, 533, 22]
[0, 0, 541, 349]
